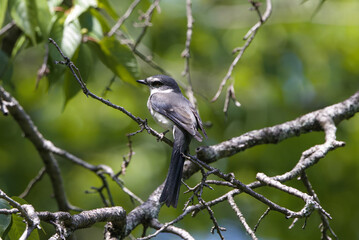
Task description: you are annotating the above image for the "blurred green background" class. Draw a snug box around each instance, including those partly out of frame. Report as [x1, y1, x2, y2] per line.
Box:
[1, 0, 359, 239]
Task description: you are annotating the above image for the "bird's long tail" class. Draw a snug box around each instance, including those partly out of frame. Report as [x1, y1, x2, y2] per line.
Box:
[159, 126, 190, 208]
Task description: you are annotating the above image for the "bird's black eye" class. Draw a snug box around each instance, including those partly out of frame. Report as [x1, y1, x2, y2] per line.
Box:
[151, 81, 163, 87]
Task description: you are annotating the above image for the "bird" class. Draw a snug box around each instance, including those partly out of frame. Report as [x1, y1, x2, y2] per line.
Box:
[137, 75, 207, 207]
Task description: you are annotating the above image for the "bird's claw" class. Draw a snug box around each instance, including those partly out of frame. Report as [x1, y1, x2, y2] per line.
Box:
[157, 130, 169, 141]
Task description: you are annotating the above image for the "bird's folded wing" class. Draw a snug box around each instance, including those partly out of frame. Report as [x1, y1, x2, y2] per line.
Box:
[150, 93, 201, 140]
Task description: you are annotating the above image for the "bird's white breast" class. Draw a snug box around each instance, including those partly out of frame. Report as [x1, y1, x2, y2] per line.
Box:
[147, 98, 174, 131]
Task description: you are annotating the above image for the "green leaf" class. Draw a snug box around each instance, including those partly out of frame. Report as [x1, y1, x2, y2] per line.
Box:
[11, 34, 28, 59]
[97, 0, 118, 20]
[0, 199, 11, 237]
[7, 214, 40, 240]
[0, 0, 8, 28]
[6, 197, 39, 240]
[89, 7, 110, 34]
[62, 20, 82, 58]
[49, 15, 82, 59]
[47, 55, 66, 84]
[48, 15, 82, 85]
[89, 36, 139, 83]
[0, 50, 13, 84]
[65, 0, 97, 25]
[79, 10, 104, 41]
[35, 0, 54, 38]
[9, 0, 38, 45]
[10, 197, 28, 205]
[64, 43, 95, 105]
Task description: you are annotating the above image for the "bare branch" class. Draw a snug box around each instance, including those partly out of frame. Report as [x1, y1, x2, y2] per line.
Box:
[0, 21, 16, 37]
[228, 194, 257, 240]
[149, 219, 195, 240]
[38, 206, 126, 239]
[0, 208, 19, 214]
[107, 0, 142, 37]
[133, 0, 161, 49]
[0, 86, 74, 211]
[223, 82, 241, 117]
[0, 189, 41, 239]
[48, 38, 173, 147]
[50, 140, 144, 205]
[128, 40, 170, 75]
[212, 0, 272, 103]
[244, 0, 272, 40]
[198, 90, 359, 163]
[185, 155, 310, 218]
[181, 0, 198, 109]
[256, 173, 331, 220]
[36, 43, 49, 88]
[102, 75, 117, 97]
[19, 167, 46, 198]
[253, 207, 270, 232]
[300, 172, 338, 240]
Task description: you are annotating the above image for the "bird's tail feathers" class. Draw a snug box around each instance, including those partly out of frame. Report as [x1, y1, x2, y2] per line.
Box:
[159, 126, 190, 208]
[159, 146, 184, 207]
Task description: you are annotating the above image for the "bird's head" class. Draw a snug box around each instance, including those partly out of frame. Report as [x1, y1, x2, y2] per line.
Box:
[137, 75, 181, 94]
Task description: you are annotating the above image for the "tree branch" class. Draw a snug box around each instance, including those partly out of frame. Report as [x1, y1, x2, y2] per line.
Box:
[181, 0, 198, 109]
[38, 206, 126, 239]
[197, 90, 359, 163]
[107, 0, 142, 37]
[0, 189, 41, 240]
[228, 194, 257, 240]
[133, 0, 161, 50]
[19, 167, 46, 198]
[211, 0, 272, 110]
[49, 37, 173, 147]
[0, 86, 73, 211]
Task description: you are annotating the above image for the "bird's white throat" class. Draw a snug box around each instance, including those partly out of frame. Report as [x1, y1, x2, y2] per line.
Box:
[150, 88, 174, 95]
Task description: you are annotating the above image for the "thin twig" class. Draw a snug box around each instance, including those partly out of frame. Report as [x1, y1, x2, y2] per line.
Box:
[186, 154, 316, 219]
[119, 134, 135, 176]
[253, 207, 270, 232]
[249, 0, 263, 23]
[107, 0, 142, 37]
[149, 219, 195, 240]
[48, 38, 173, 147]
[0, 21, 16, 37]
[102, 75, 116, 97]
[223, 82, 241, 117]
[301, 172, 338, 239]
[256, 173, 331, 221]
[36, 43, 49, 88]
[211, 0, 272, 103]
[19, 167, 46, 198]
[133, 0, 161, 50]
[181, 0, 197, 109]
[228, 194, 257, 240]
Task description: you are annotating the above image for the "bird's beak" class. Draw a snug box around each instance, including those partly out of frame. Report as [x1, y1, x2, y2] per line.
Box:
[136, 79, 147, 85]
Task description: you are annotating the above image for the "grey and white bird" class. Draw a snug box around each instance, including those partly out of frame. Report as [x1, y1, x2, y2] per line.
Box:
[137, 75, 207, 207]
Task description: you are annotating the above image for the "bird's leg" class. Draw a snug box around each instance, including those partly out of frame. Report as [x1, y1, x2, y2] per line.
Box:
[157, 130, 169, 141]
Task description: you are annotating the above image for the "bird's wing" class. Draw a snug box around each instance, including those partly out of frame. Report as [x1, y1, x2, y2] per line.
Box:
[150, 92, 203, 141]
[192, 108, 207, 139]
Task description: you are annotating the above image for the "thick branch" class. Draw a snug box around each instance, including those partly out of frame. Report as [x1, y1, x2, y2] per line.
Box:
[0, 189, 41, 240]
[197, 90, 359, 163]
[38, 207, 126, 239]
